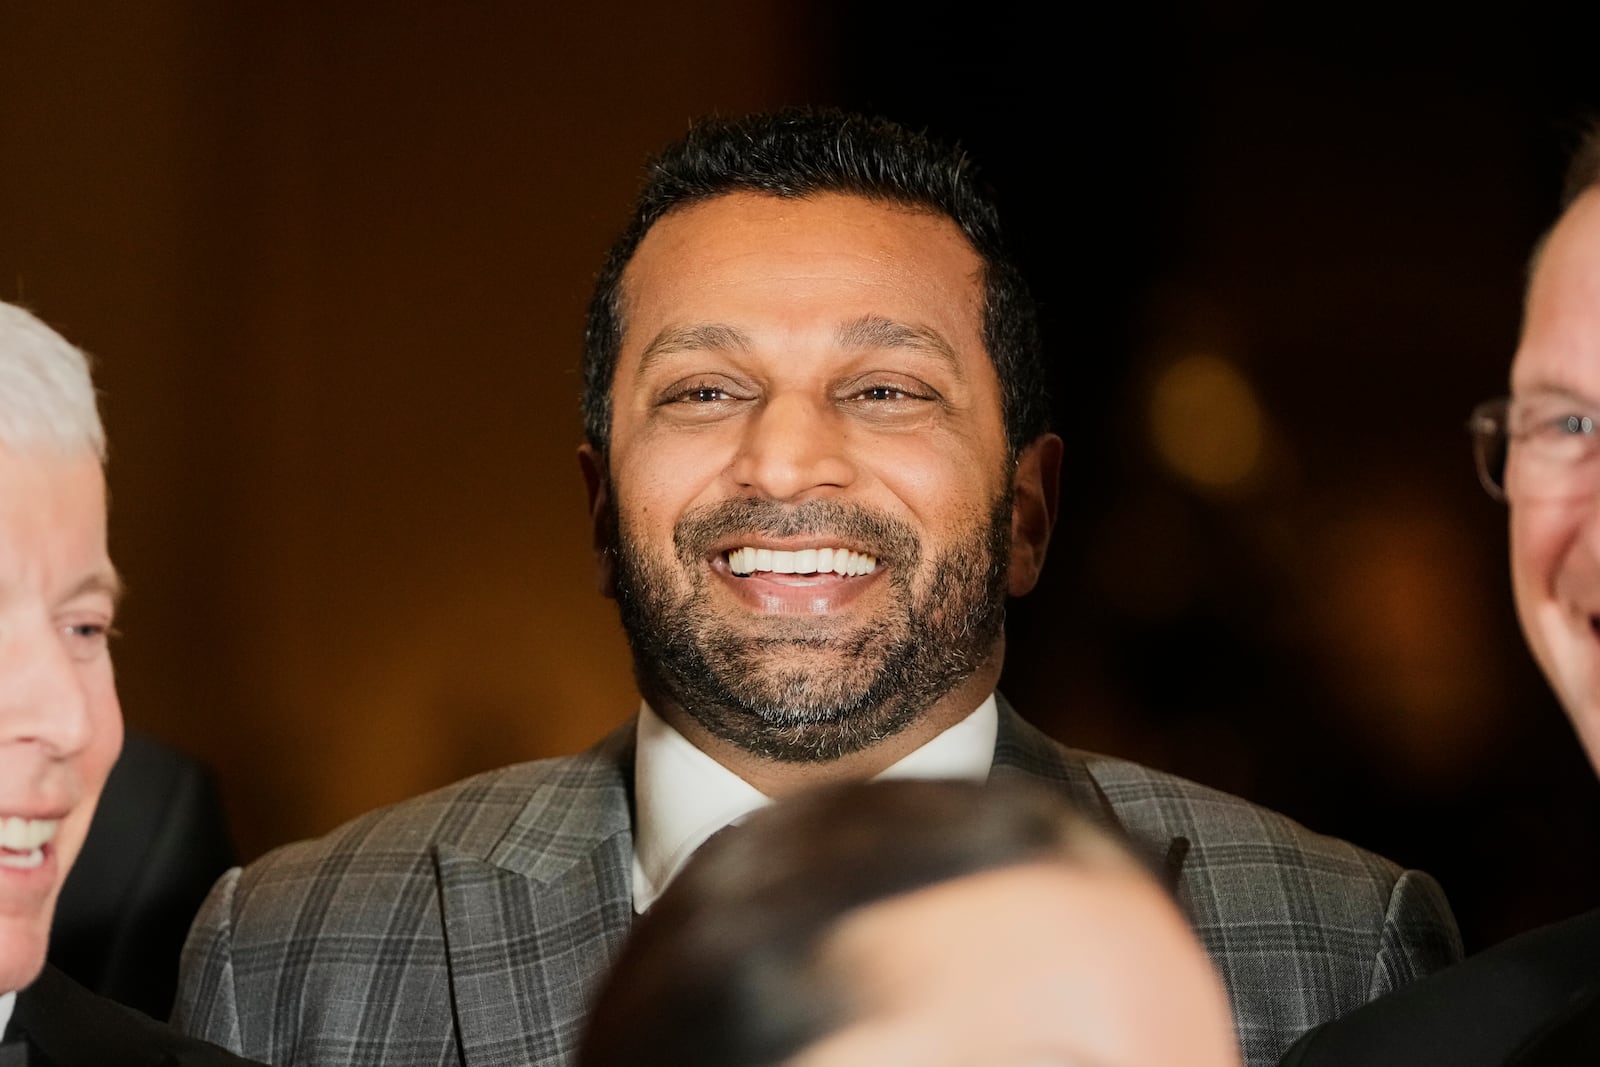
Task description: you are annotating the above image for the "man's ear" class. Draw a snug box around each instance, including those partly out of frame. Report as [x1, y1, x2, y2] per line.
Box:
[1008, 432, 1062, 597]
[578, 443, 617, 599]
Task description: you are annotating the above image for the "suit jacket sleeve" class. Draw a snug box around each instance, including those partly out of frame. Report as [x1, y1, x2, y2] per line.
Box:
[174, 866, 246, 1051]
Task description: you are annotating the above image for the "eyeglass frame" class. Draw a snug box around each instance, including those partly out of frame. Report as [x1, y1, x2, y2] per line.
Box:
[1468, 393, 1600, 504]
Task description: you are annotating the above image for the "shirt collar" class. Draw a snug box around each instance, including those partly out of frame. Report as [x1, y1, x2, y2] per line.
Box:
[631, 694, 997, 913]
[0, 990, 14, 1041]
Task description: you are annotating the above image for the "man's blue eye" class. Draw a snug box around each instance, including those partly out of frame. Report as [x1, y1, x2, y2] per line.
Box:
[1561, 415, 1597, 434]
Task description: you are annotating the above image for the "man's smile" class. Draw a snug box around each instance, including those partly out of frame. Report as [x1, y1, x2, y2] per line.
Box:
[709, 542, 888, 616]
[724, 545, 880, 578]
[670, 498, 913, 620]
[0, 815, 59, 872]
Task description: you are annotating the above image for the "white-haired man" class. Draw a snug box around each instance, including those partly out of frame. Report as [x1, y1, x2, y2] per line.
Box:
[0, 299, 258, 1065]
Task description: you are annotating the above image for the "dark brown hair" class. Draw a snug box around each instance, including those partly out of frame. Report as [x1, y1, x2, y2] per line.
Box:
[580, 106, 1050, 461]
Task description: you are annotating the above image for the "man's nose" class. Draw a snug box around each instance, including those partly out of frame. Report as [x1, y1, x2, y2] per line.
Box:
[729, 394, 857, 500]
[0, 621, 95, 757]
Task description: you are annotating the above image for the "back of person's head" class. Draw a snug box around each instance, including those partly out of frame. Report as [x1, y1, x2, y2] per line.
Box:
[580, 779, 1241, 1067]
[0, 301, 105, 459]
[582, 106, 1048, 459]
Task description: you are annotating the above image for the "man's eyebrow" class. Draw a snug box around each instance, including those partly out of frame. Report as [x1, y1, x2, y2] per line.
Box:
[64, 568, 124, 609]
[836, 316, 965, 378]
[637, 324, 752, 376]
[1508, 384, 1600, 412]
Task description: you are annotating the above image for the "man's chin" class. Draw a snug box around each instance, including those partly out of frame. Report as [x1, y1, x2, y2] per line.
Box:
[1559, 685, 1600, 774]
[715, 645, 896, 704]
[0, 922, 50, 994]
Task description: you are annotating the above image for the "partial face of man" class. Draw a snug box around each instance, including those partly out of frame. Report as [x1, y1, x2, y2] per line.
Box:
[1510, 187, 1600, 772]
[587, 191, 1049, 763]
[0, 444, 121, 992]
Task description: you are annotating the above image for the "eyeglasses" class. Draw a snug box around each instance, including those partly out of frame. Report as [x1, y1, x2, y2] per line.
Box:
[1469, 394, 1600, 503]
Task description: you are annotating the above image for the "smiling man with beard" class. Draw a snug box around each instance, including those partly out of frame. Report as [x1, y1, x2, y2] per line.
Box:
[175, 107, 1463, 1067]
[611, 493, 1009, 763]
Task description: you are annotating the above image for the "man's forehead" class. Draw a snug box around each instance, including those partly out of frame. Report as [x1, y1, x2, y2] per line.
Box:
[0, 446, 113, 601]
[1514, 188, 1600, 388]
[616, 193, 985, 346]
[622, 191, 977, 282]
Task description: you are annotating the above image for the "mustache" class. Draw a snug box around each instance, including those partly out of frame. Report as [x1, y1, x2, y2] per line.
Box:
[672, 498, 921, 567]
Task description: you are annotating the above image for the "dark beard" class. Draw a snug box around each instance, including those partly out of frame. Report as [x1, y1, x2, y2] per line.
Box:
[609, 491, 1012, 763]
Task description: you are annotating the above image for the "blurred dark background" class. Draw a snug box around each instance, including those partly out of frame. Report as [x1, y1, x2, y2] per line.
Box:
[5, 3, 1600, 959]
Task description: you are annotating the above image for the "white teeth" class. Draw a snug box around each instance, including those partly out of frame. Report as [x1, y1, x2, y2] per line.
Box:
[0, 816, 58, 852]
[726, 546, 879, 577]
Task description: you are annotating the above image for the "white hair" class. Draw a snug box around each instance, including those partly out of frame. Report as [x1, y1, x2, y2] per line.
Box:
[0, 300, 106, 459]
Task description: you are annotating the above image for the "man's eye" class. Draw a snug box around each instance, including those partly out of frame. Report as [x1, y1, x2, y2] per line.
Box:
[1553, 414, 1598, 435]
[664, 383, 737, 405]
[61, 622, 114, 661]
[854, 385, 919, 402]
[64, 622, 109, 640]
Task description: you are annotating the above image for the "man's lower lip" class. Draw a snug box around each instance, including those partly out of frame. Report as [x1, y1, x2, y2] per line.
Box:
[736, 572, 850, 585]
[716, 569, 878, 612]
[0, 844, 55, 880]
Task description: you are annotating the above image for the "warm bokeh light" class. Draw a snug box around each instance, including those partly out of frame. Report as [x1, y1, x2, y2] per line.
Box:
[1306, 497, 1502, 786]
[1148, 353, 1267, 496]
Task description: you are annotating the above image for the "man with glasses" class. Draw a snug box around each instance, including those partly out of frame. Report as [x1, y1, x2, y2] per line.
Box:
[1282, 129, 1600, 1065]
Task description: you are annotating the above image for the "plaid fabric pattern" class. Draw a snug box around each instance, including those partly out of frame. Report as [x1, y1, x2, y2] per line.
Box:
[175, 702, 1460, 1067]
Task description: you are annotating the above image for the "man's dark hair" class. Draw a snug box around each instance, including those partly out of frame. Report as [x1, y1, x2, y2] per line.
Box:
[1525, 119, 1600, 289]
[581, 106, 1050, 459]
[577, 779, 1147, 1067]
[1562, 119, 1600, 209]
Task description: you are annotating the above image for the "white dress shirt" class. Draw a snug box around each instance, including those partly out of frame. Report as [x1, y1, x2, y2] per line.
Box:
[0, 990, 14, 1040]
[631, 694, 998, 912]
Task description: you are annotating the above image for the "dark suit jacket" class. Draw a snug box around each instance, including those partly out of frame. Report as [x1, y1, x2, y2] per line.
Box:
[174, 699, 1463, 1067]
[5, 964, 260, 1067]
[1509, 959, 1600, 1065]
[1279, 907, 1600, 1065]
[48, 731, 238, 1020]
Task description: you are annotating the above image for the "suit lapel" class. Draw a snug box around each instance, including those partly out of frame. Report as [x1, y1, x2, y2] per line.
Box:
[439, 725, 637, 1067]
[991, 694, 1190, 890]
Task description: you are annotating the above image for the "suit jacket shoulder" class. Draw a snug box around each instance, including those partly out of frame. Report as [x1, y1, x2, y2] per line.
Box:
[174, 723, 637, 1067]
[179, 705, 1461, 1067]
[230, 722, 633, 889]
[15, 964, 263, 1067]
[993, 698, 1463, 1067]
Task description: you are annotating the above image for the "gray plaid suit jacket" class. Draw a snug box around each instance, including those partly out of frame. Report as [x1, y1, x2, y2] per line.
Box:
[173, 699, 1462, 1067]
